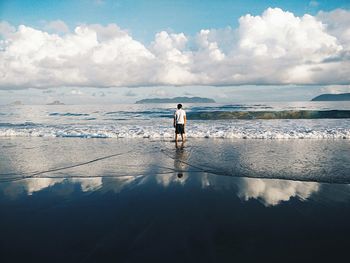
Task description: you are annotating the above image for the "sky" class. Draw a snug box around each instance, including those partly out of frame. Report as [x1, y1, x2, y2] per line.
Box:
[0, 0, 350, 104]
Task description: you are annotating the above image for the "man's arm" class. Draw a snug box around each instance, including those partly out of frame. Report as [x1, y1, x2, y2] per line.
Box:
[184, 115, 187, 126]
[173, 114, 176, 127]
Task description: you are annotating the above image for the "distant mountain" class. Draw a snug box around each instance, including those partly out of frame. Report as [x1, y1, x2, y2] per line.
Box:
[136, 96, 216, 104]
[47, 100, 65, 105]
[311, 93, 350, 101]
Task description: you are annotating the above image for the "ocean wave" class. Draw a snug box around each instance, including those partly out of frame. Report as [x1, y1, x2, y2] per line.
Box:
[0, 122, 38, 127]
[105, 110, 171, 118]
[190, 104, 273, 111]
[187, 110, 350, 120]
[0, 125, 349, 139]
[49, 112, 90, 117]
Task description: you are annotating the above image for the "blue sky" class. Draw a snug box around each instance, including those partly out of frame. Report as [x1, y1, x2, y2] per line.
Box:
[1, 0, 349, 43]
[0, 0, 349, 103]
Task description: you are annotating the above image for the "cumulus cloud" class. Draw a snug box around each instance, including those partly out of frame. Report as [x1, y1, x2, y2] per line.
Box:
[317, 9, 350, 51]
[72, 177, 102, 192]
[44, 20, 70, 34]
[156, 173, 188, 187]
[0, 21, 16, 38]
[238, 178, 320, 206]
[0, 7, 349, 89]
[23, 178, 64, 195]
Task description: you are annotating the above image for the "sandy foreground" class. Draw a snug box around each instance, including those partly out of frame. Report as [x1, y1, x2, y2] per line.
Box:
[0, 137, 349, 262]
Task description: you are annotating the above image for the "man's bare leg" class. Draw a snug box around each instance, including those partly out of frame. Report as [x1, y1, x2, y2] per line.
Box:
[181, 133, 185, 142]
[175, 133, 178, 142]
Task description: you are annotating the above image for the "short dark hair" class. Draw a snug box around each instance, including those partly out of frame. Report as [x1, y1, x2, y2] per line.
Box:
[177, 104, 182, 109]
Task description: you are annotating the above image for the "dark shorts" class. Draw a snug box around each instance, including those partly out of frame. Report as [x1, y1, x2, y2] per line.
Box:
[175, 124, 185, 134]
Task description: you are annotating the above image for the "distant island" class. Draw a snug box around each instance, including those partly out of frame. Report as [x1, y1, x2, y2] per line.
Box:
[136, 96, 216, 104]
[47, 100, 65, 105]
[311, 93, 350, 101]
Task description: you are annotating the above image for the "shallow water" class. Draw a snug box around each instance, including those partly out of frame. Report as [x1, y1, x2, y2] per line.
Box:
[0, 138, 349, 262]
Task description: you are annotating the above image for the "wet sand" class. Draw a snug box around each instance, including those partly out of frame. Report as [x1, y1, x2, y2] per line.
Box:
[0, 138, 349, 262]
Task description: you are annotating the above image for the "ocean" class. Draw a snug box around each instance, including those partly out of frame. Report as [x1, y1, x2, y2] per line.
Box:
[1, 101, 350, 139]
[0, 101, 350, 262]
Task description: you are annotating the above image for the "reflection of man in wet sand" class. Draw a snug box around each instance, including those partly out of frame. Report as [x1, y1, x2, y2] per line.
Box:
[175, 141, 188, 178]
[173, 104, 186, 143]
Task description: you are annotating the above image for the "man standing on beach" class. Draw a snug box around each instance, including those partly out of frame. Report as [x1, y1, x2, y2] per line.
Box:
[173, 104, 186, 142]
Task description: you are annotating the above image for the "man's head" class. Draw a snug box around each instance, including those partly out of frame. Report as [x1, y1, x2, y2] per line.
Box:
[177, 104, 182, 109]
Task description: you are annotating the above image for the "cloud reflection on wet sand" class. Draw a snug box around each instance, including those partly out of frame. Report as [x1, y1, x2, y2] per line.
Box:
[1, 137, 349, 207]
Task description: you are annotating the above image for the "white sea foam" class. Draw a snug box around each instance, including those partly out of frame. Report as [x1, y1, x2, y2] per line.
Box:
[0, 123, 349, 139]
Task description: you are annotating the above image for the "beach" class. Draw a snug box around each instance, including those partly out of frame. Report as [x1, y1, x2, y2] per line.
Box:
[2, 1, 350, 261]
[1, 137, 350, 262]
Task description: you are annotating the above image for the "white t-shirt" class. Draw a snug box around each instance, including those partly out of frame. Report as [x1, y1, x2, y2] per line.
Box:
[174, 109, 186, 124]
